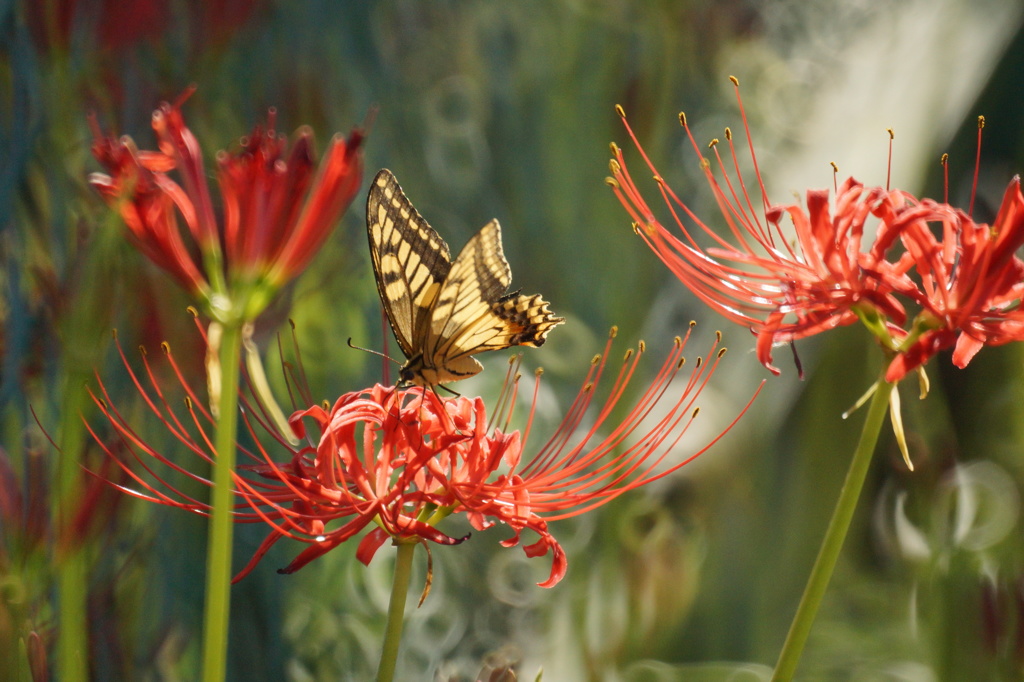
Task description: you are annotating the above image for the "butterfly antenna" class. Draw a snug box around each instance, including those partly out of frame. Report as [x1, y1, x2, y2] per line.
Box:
[379, 309, 392, 385]
[347, 338, 403, 367]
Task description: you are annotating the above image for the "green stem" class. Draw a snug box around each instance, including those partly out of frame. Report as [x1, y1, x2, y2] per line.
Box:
[56, 552, 89, 681]
[771, 376, 895, 682]
[55, 374, 91, 682]
[201, 321, 244, 682]
[377, 542, 417, 682]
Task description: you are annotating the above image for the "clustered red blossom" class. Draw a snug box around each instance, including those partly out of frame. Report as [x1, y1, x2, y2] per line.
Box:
[885, 179, 1024, 380]
[89, 92, 364, 315]
[609, 83, 1024, 384]
[89, 324, 758, 587]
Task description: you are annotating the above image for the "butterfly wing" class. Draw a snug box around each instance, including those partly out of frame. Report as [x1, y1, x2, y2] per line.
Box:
[367, 169, 564, 387]
[366, 169, 452, 359]
[422, 219, 564, 380]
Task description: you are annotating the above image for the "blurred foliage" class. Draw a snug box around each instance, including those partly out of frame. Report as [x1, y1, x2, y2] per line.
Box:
[2, 0, 1024, 680]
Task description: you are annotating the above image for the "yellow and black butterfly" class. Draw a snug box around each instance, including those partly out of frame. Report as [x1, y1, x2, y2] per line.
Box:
[366, 169, 564, 388]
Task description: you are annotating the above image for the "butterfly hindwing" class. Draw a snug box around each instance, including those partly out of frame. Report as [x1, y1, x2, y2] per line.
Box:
[366, 169, 564, 387]
[429, 220, 557, 358]
[430, 219, 509, 343]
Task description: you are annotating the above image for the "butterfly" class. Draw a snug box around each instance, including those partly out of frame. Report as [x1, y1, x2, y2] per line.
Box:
[366, 169, 564, 388]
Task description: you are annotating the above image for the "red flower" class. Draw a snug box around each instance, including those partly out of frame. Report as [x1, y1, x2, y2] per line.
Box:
[88, 325, 759, 588]
[89, 93, 364, 320]
[609, 80, 1024, 384]
[27, 0, 168, 54]
[0, 444, 128, 559]
[885, 176, 1024, 381]
[609, 98, 916, 376]
[27, 0, 260, 55]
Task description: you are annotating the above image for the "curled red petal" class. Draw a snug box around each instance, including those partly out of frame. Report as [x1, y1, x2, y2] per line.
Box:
[233, 529, 286, 584]
[356, 527, 391, 566]
[951, 331, 985, 369]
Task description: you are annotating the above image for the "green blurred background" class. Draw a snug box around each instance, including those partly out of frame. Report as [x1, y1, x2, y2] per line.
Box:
[3, 1, 1024, 679]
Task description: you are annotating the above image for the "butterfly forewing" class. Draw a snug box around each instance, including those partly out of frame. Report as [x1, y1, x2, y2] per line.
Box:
[366, 168, 564, 387]
[366, 170, 451, 358]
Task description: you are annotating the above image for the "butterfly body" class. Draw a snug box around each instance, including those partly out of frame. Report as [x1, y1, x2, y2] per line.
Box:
[367, 169, 564, 387]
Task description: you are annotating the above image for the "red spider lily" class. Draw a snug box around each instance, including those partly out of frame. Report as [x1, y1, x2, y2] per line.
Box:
[27, 0, 168, 54]
[608, 90, 917, 376]
[27, 0, 260, 55]
[89, 92, 364, 321]
[884, 176, 1024, 382]
[87, 325, 760, 588]
[0, 444, 128, 558]
[609, 80, 1024, 386]
[0, 448, 48, 555]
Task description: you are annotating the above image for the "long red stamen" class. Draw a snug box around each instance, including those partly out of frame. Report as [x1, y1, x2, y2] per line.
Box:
[729, 76, 770, 216]
[941, 153, 949, 204]
[970, 115, 985, 217]
[886, 128, 894, 191]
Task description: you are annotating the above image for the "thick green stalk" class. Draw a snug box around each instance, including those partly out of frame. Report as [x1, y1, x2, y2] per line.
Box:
[376, 542, 417, 682]
[771, 377, 895, 681]
[56, 552, 89, 682]
[55, 372, 91, 682]
[201, 321, 244, 682]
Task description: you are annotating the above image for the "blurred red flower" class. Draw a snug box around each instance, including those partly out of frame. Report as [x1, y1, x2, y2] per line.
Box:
[88, 325, 758, 587]
[89, 94, 364, 321]
[27, 0, 260, 54]
[0, 443, 128, 562]
[27, 0, 168, 53]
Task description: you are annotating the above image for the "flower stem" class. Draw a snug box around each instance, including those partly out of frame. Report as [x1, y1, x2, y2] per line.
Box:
[55, 371, 91, 682]
[201, 321, 243, 682]
[377, 542, 417, 682]
[771, 376, 895, 681]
